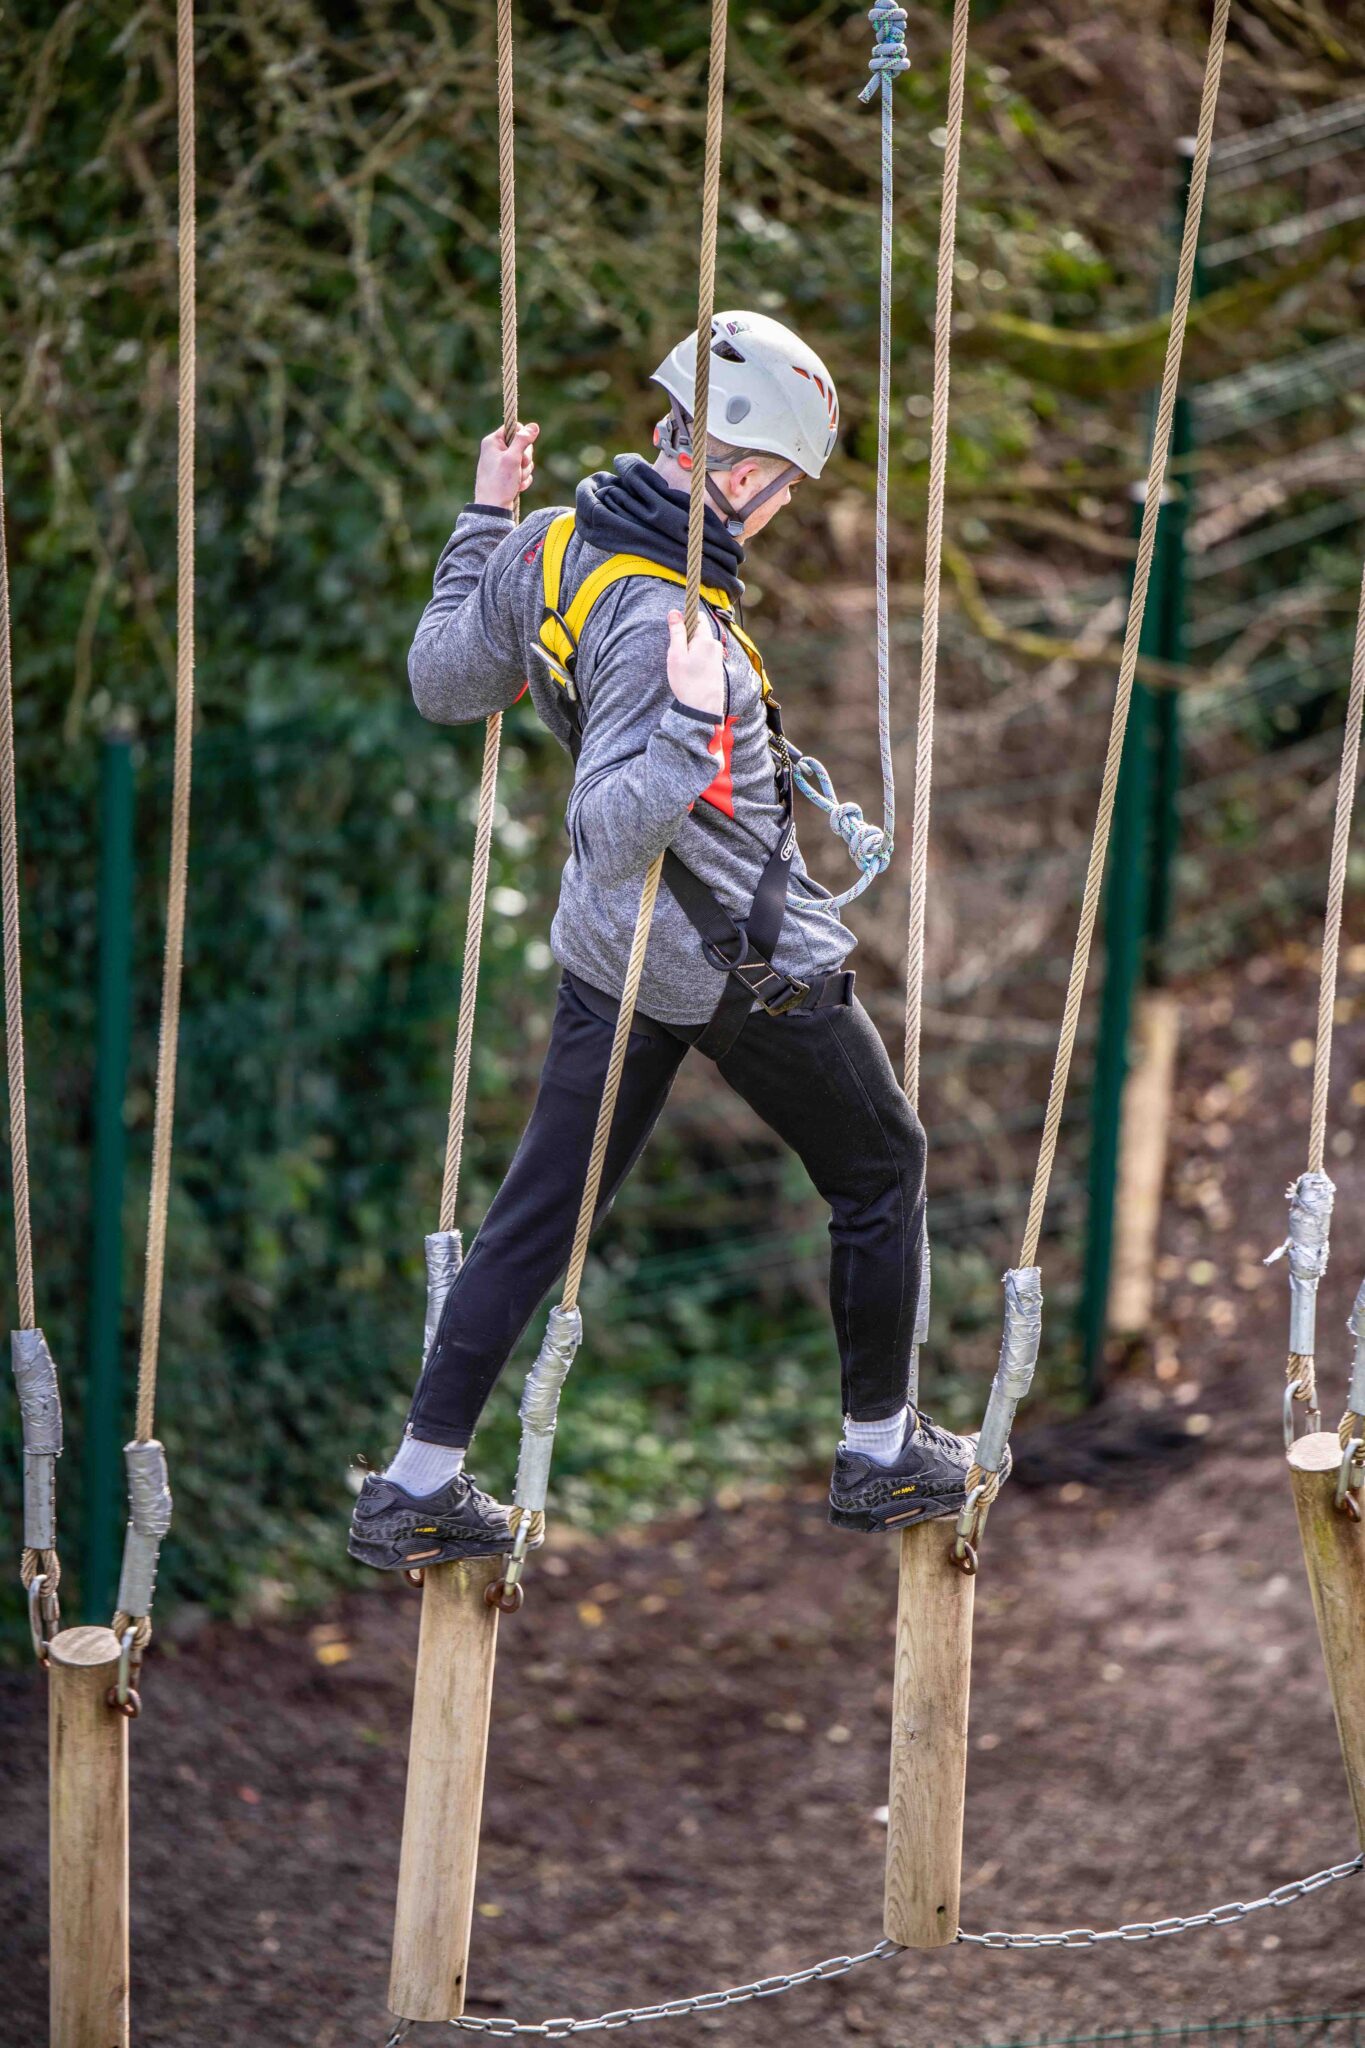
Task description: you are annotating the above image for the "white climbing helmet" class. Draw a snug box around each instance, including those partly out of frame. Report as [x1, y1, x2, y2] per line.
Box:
[651, 311, 840, 479]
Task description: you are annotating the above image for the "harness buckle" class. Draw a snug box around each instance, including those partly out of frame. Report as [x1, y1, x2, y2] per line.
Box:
[701, 936, 810, 1017]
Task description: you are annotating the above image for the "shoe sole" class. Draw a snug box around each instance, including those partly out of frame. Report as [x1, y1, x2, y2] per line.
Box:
[347, 1531, 513, 1573]
[828, 1493, 964, 1535]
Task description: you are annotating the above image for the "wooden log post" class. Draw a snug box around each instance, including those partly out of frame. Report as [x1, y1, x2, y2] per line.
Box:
[1108, 989, 1180, 1338]
[1287, 1431, 1365, 1847]
[389, 1557, 504, 2022]
[49, 1624, 130, 2048]
[884, 1519, 974, 1947]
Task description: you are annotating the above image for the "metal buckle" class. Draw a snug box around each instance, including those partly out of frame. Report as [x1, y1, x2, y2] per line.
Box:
[1283, 1382, 1320, 1450]
[107, 1625, 142, 1719]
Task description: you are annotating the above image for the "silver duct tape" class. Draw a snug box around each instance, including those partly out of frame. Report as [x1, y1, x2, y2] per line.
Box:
[913, 1228, 931, 1351]
[115, 1439, 174, 1619]
[514, 1303, 583, 1513]
[23, 1454, 56, 1553]
[13, 1328, 61, 1456]
[423, 1229, 464, 1364]
[1348, 1276, 1365, 1420]
[975, 1266, 1044, 1476]
[1286, 1171, 1335, 1357]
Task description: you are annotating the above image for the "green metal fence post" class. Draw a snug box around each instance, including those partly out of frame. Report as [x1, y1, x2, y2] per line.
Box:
[1078, 136, 1198, 1396]
[1079, 497, 1160, 1392]
[82, 722, 135, 1622]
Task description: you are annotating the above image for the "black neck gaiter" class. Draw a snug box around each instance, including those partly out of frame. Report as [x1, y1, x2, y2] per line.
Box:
[574, 454, 746, 605]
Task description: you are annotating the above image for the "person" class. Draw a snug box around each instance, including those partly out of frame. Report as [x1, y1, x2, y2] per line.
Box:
[348, 311, 1007, 1573]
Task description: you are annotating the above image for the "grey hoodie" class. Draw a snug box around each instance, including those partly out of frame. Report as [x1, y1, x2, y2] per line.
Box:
[408, 460, 854, 1026]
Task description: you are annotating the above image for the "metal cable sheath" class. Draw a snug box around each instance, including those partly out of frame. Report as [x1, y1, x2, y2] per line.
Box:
[559, 0, 728, 1316]
[440, 0, 519, 1230]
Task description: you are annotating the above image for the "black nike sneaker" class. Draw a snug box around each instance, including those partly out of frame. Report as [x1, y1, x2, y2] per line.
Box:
[347, 1469, 519, 1572]
[828, 1408, 1012, 1533]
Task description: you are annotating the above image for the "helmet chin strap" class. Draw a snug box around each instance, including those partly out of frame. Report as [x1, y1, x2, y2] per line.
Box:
[663, 397, 803, 538]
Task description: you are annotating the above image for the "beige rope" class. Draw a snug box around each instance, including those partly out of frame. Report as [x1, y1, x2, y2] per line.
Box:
[1015, 0, 1229, 1274]
[131, 0, 197, 1454]
[0, 422, 35, 1339]
[0, 420, 56, 1599]
[560, 0, 729, 1316]
[902, 0, 970, 1110]
[1307, 558, 1365, 1179]
[439, 0, 519, 1229]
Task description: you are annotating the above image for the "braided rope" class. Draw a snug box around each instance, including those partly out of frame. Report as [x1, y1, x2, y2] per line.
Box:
[903, 0, 969, 1108]
[1308, 558, 1365, 1181]
[1015, 0, 1229, 1274]
[0, 422, 35, 1339]
[113, 0, 197, 1646]
[0, 420, 55, 1601]
[560, 0, 728, 1316]
[439, 0, 519, 1228]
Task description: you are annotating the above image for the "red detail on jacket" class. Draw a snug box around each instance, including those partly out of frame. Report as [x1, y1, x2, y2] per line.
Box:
[698, 715, 737, 818]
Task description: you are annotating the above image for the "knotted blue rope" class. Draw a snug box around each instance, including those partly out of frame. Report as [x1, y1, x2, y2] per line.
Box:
[859, 2, 911, 103]
[792, 753, 893, 908]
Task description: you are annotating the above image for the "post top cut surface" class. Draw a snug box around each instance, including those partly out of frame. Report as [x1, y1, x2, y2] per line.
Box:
[49, 1623, 122, 1668]
[1288, 1430, 1348, 1475]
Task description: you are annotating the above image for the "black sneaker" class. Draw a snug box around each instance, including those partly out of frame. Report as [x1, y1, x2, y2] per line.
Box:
[347, 1469, 517, 1572]
[828, 1409, 1012, 1533]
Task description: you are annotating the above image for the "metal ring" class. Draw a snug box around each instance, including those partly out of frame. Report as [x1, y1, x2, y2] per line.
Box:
[403, 1567, 426, 1591]
[486, 1578, 525, 1614]
[1335, 1437, 1365, 1514]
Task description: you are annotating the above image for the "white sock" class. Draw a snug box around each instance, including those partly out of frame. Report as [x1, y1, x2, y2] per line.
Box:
[384, 1435, 467, 1495]
[843, 1407, 910, 1465]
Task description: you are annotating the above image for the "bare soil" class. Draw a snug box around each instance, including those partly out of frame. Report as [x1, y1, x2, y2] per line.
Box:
[6, 950, 1365, 2045]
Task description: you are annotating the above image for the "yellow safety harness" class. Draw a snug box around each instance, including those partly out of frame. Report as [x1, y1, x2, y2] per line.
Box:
[535, 510, 775, 704]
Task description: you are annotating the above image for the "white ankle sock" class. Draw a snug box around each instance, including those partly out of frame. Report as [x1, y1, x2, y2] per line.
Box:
[385, 1435, 466, 1496]
[843, 1407, 909, 1465]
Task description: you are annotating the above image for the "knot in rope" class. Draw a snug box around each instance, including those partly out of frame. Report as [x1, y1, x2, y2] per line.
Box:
[793, 754, 892, 906]
[858, 3, 911, 103]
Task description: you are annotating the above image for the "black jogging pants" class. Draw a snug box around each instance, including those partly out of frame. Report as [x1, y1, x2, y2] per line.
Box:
[406, 972, 926, 1445]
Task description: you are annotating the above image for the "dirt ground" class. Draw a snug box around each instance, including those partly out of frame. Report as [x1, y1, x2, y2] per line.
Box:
[7, 950, 1365, 2046]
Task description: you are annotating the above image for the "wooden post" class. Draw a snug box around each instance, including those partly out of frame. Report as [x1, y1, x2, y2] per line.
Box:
[1108, 989, 1180, 1337]
[49, 1624, 130, 2048]
[1287, 1431, 1365, 1847]
[389, 1557, 503, 2022]
[884, 1520, 974, 1947]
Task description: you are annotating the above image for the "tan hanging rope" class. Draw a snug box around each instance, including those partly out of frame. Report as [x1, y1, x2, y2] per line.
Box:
[0, 422, 55, 1604]
[438, 0, 519, 1233]
[113, 0, 197, 1646]
[1308, 560, 1365, 1185]
[1014, 0, 1229, 1277]
[902, 0, 970, 1110]
[960, 0, 1230, 1527]
[559, 0, 728, 1319]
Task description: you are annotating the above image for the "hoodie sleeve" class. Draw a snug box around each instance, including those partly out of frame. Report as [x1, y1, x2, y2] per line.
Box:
[566, 610, 728, 888]
[408, 506, 544, 723]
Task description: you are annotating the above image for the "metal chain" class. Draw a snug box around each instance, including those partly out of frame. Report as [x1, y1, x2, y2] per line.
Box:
[558, 0, 728, 1319]
[376, 1855, 1363, 2041]
[439, 0, 519, 1229]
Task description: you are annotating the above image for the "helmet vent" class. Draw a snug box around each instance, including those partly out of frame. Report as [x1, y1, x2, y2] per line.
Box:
[725, 395, 752, 424]
[712, 338, 746, 363]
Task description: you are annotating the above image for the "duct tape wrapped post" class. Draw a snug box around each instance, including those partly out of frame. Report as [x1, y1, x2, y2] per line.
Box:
[113, 1439, 174, 1666]
[489, 1302, 583, 1612]
[422, 1229, 463, 1364]
[1267, 1169, 1335, 1445]
[952, 1266, 1043, 1569]
[13, 1328, 62, 1655]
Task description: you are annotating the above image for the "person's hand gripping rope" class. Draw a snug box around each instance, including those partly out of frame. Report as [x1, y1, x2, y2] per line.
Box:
[476, 420, 539, 510]
[666, 608, 726, 720]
